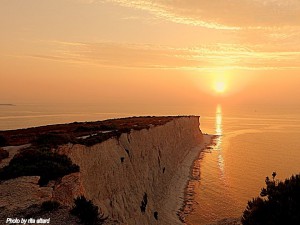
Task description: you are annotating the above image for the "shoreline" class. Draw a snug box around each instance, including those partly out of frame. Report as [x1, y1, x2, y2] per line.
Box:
[161, 134, 214, 225]
[178, 135, 214, 224]
[177, 134, 242, 225]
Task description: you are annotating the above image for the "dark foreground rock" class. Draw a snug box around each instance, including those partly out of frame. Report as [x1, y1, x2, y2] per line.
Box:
[208, 218, 242, 225]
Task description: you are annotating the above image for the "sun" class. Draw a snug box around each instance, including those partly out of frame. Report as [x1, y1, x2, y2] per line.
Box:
[214, 81, 226, 93]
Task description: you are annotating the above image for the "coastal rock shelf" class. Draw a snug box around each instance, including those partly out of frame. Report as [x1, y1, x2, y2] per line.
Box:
[0, 116, 207, 225]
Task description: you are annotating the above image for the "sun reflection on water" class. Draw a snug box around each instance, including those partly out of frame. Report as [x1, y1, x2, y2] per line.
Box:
[215, 104, 225, 175]
[216, 104, 223, 135]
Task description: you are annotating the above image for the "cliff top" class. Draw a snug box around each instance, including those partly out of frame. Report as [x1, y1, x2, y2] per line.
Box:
[0, 116, 199, 146]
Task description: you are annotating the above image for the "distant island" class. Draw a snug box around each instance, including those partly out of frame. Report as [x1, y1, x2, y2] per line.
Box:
[0, 104, 15, 106]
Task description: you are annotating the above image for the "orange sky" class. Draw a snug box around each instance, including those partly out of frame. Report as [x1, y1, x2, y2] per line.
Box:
[1, 0, 300, 108]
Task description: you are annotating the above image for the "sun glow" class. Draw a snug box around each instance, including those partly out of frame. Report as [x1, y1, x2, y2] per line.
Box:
[214, 81, 226, 93]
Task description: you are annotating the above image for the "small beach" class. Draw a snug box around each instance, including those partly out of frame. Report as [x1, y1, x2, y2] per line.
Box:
[160, 134, 213, 225]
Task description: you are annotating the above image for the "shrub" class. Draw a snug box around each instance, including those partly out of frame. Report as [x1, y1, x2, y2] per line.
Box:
[78, 132, 115, 147]
[34, 133, 74, 148]
[0, 135, 8, 147]
[0, 148, 79, 185]
[75, 126, 98, 133]
[41, 201, 60, 212]
[242, 173, 300, 225]
[75, 125, 116, 133]
[70, 196, 107, 225]
[98, 124, 116, 131]
[0, 148, 9, 160]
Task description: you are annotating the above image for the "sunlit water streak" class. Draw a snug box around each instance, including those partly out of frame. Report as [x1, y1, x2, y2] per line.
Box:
[186, 105, 300, 225]
[215, 105, 224, 176]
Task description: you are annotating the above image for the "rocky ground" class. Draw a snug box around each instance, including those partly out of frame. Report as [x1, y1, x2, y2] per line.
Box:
[0, 205, 80, 225]
[207, 218, 242, 225]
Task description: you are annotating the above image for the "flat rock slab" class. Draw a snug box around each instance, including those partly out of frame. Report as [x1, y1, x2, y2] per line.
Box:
[0, 176, 52, 212]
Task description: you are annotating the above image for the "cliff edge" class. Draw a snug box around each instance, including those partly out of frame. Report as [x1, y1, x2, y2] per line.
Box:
[58, 116, 205, 225]
[0, 116, 207, 225]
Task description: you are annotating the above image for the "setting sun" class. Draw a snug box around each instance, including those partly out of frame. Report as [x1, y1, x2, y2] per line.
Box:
[214, 81, 226, 93]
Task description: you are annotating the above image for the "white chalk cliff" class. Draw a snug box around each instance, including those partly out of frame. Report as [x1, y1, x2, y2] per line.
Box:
[58, 116, 206, 225]
[0, 116, 208, 225]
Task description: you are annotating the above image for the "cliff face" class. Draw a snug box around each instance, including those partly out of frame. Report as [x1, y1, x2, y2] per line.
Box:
[58, 116, 204, 225]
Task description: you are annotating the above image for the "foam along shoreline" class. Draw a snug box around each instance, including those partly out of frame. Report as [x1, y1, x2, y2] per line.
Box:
[165, 134, 214, 225]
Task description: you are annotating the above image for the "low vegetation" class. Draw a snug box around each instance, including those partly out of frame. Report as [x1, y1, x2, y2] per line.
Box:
[34, 133, 74, 148]
[75, 124, 116, 133]
[0, 116, 183, 146]
[41, 201, 61, 212]
[0, 148, 9, 161]
[0, 135, 8, 147]
[77, 129, 130, 147]
[242, 172, 300, 225]
[0, 147, 79, 186]
[70, 196, 107, 225]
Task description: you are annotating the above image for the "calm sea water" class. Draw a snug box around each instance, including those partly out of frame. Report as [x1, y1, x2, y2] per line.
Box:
[187, 104, 300, 225]
[1, 104, 300, 225]
[0, 104, 134, 130]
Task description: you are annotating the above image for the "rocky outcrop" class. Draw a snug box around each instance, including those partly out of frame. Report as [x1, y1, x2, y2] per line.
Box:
[52, 172, 85, 206]
[0, 176, 52, 213]
[58, 116, 204, 225]
[0, 173, 84, 223]
[208, 218, 242, 225]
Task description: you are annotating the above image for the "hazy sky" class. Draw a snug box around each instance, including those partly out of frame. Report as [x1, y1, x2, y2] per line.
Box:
[1, 0, 300, 108]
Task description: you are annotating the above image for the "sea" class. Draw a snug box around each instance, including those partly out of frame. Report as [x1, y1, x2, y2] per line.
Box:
[186, 104, 300, 225]
[1, 103, 300, 225]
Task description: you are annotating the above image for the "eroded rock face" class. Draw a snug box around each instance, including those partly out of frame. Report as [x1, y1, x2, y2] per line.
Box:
[58, 116, 203, 225]
[52, 172, 85, 206]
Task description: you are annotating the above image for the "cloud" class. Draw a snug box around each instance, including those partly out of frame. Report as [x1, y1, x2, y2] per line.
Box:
[90, 0, 300, 29]
[28, 41, 300, 71]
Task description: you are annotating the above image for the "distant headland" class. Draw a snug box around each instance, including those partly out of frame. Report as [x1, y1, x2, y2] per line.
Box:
[0, 104, 15, 106]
